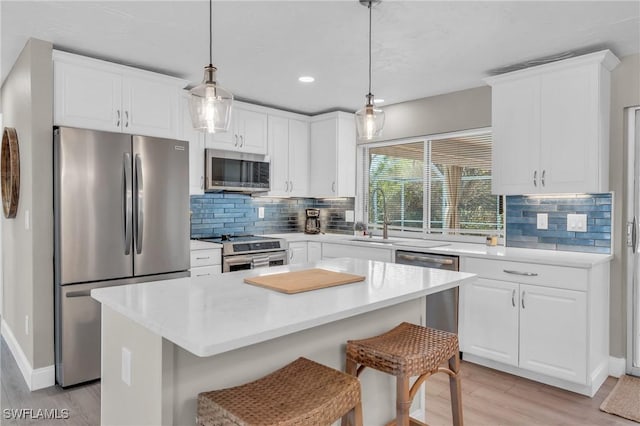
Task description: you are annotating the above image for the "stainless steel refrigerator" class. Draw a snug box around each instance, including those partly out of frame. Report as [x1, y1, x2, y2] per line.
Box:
[54, 126, 190, 387]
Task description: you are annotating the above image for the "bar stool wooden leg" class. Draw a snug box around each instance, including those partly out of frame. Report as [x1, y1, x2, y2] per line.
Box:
[341, 358, 360, 426]
[353, 399, 363, 426]
[396, 376, 411, 426]
[341, 397, 363, 426]
[448, 352, 463, 426]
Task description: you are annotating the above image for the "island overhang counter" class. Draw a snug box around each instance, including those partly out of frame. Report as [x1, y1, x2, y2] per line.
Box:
[92, 258, 476, 426]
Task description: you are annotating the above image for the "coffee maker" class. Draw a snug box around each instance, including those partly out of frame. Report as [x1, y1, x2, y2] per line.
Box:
[304, 208, 321, 234]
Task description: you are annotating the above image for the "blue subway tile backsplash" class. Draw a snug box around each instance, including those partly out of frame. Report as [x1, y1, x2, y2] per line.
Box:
[505, 193, 612, 254]
[190, 193, 355, 238]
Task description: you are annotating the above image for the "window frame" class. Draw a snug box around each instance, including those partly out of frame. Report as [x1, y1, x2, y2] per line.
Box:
[356, 127, 503, 244]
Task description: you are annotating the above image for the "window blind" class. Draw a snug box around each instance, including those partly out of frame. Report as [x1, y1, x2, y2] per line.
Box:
[364, 131, 502, 236]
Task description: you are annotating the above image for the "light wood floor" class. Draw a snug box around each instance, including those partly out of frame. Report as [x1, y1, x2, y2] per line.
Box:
[1, 338, 100, 425]
[0, 337, 636, 426]
[423, 359, 637, 426]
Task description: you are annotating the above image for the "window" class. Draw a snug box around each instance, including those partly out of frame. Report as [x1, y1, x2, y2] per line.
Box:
[360, 130, 503, 238]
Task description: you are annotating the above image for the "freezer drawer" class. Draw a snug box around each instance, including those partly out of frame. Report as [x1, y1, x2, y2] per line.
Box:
[55, 271, 189, 387]
[56, 282, 105, 387]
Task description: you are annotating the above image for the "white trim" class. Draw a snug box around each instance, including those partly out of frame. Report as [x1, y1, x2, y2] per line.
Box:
[484, 50, 620, 85]
[1, 319, 55, 390]
[463, 353, 607, 397]
[626, 106, 640, 377]
[609, 356, 627, 378]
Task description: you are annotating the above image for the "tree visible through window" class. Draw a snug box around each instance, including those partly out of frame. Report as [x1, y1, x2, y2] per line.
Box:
[365, 132, 503, 236]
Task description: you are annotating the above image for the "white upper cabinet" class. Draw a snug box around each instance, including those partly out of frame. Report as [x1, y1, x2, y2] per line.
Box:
[180, 92, 205, 195]
[487, 50, 619, 195]
[309, 112, 356, 198]
[53, 51, 185, 139]
[208, 102, 268, 155]
[268, 114, 309, 197]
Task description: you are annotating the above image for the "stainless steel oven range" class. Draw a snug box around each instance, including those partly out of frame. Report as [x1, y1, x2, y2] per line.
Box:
[198, 235, 289, 272]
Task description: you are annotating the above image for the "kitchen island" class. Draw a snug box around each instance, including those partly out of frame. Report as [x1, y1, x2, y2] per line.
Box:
[92, 258, 476, 426]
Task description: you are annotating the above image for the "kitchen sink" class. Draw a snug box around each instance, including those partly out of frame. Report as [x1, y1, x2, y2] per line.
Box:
[348, 238, 398, 245]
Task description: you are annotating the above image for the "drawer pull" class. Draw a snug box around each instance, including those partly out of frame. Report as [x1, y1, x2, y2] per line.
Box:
[511, 289, 516, 307]
[196, 256, 210, 260]
[503, 269, 538, 277]
[521, 290, 526, 309]
[196, 273, 211, 277]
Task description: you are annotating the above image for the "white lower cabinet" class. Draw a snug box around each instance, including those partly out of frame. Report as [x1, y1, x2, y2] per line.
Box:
[288, 242, 308, 265]
[190, 247, 222, 277]
[460, 278, 519, 367]
[519, 284, 587, 383]
[308, 242, 322, 262]
[459, 257, 609, 396]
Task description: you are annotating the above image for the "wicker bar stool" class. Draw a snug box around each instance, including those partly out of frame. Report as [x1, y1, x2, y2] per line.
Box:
[343, 322, 462, 426]
[197, 357, 363, 426]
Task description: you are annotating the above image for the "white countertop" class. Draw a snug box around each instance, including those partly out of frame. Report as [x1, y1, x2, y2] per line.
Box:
[91, 258, 475, 357]
[266, 233, 612, 268]
[190, 240, 222, 250]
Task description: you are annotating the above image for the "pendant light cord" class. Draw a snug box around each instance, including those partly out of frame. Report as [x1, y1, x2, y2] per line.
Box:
[209, 0, 213, 66]
[368, 1, 372, 96]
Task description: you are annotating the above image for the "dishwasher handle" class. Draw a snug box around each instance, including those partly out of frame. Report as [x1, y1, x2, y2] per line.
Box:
[396, 253, 455, 266]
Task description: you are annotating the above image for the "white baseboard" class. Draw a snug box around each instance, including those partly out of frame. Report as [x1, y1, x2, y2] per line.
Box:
[609, 356, 626, 378]
[1, 319, 55, 390]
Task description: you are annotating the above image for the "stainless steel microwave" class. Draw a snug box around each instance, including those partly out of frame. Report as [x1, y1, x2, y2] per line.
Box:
[204, 149, 270, 193]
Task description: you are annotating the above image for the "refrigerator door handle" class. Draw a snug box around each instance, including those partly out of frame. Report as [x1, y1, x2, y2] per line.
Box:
[633, 216, 638, 254]
[123, 153, 132, 255]
[135, 154, 144, 254]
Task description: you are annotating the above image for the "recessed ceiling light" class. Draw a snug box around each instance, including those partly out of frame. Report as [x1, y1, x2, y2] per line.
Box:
[298, 76, 315, 83]
[374, 98, 385, 104]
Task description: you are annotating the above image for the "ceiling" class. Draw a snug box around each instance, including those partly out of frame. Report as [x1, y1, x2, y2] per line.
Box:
[2, 1, 639, 115]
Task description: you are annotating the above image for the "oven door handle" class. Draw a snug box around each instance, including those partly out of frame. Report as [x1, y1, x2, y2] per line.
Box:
[251, 255, 271, 269]
[224, 255, 254, 266]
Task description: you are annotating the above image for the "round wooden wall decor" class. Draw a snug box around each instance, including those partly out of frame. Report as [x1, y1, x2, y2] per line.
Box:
[1, 127, 20, 218]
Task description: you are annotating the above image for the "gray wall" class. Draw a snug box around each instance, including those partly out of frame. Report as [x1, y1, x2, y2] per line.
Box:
[611, 53, 640, 358]
[370, 86, 492, 142]
[0, 39, 54, 369]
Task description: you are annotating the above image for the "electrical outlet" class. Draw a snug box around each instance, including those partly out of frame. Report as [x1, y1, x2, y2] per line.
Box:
[25, 315, 29, 336]
[258, 207, 265, 219]
[567, 213, 588, 232]
[536, 213, 548, 230]
[345, 210, 355, 222]
[121, 347, 132, 386]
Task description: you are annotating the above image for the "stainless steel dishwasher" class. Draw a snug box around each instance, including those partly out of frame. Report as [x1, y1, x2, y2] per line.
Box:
[395, 250, 460, 333]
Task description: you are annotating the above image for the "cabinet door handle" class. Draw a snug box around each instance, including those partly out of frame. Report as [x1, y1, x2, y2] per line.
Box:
[541, 169, 546, 187]
[512, 289, 516, 307]
[533, 170, 537, 187]
[289, 180, 293, 192]
[116, 109, 121, 127]
[331, 181, 336, 193]
[200, 176, 204, 190]
[125, 110, 129, 128]
[195, 273, 211, 277]
[240, 135, 244, 147]
[195, 256, 210, 260]
[503, 269, 538, 277]
[521, 290, 526, 309]
[234, 135, 239, 147]
[285, 181, 289, 192]
[289, 250, 293, 260]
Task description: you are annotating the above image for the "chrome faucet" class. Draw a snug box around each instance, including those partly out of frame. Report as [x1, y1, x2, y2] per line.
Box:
[371, 188, 390, 239]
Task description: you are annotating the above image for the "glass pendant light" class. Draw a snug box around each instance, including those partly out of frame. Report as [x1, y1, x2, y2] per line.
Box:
[189, 0, 233, 133]
[355, 0, 384, 140]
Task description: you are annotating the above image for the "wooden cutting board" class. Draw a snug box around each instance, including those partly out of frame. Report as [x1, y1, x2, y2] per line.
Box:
[244, 268, 366, 294]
